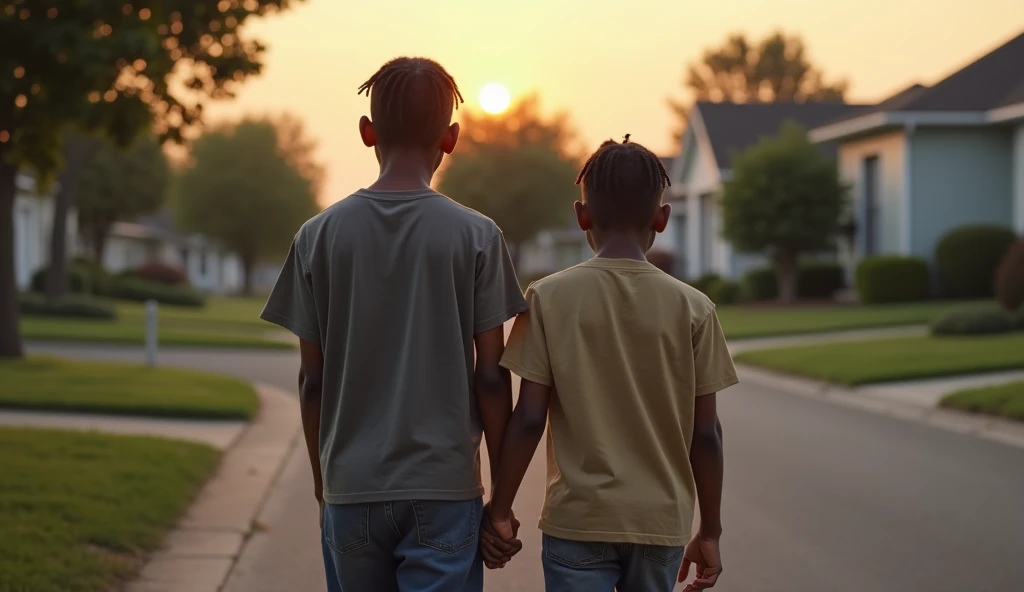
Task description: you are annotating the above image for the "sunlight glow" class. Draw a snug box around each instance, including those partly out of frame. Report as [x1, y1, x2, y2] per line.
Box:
[479, 83, 511, 114]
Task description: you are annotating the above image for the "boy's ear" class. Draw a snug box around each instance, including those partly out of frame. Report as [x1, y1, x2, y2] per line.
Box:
[440, 122, 460, 154]
[652, 203, 671, 233]
[574, 200, 592, 232]
[359, 116, 377, 148]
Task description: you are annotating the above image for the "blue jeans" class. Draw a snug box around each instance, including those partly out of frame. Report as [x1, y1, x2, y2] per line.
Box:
[321, 498, 483, 592]
[542, 534, 685, 592]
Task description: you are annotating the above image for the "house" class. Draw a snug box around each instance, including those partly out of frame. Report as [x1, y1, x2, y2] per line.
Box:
[12, 172, 76, 291]
[658, 101, 866, 280]
[809, 31, 1024, 278]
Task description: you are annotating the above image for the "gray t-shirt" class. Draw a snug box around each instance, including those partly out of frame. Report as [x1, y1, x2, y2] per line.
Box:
[261, 188, 526, 504]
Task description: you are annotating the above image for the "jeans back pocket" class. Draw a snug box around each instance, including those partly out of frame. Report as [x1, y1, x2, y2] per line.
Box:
[410, 499, 480, 554]
[323, 503, 370, 554]
[544, 534, 607, 568]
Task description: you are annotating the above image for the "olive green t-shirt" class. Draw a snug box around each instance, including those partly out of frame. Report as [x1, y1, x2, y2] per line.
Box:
[261, 188, 526, 504]
[500, 257, 738, 546]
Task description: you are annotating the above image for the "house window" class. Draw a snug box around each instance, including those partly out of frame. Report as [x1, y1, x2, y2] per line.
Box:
[862, 156, 879, 256]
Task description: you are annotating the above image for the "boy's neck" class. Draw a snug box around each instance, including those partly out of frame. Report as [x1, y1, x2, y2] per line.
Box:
[591, 231, 651, 262]
[367, 149, 436, 192]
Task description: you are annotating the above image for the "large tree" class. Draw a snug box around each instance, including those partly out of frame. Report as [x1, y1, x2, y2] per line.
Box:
[0, 0, 300, 357]
[438, 96, 579, 264]
[670, 31, 848, 139]
[721, 122, 847, 303]
[78, 134, 170, 263]
[175, 118, 320, 295]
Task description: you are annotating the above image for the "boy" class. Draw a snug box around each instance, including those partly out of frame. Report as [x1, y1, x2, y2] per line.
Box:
[482, 136, 737, 592]
[260, 57, 527, 592]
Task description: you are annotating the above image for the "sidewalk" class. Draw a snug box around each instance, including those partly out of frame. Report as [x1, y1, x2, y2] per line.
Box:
[727, 325, 926, 355]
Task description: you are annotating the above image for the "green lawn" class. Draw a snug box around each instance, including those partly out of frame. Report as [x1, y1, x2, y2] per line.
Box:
[116, 296, 269, 330]
[941, 382, 1024, 421]
[21, 315, 291, 350]
[717, 300, 980, 340]
[0, 357, 260, 420]
[0, 428, 219, 592]
[735, 333, 1024, 385]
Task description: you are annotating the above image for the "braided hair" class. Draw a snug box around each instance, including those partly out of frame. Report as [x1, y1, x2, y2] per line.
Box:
[358, 57, 464, 149]
[576, 134, 671, 230]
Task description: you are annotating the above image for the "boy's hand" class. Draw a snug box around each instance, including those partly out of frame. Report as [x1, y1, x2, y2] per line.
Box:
[679, 535, 722, 591]
[480, 506, 521, 569]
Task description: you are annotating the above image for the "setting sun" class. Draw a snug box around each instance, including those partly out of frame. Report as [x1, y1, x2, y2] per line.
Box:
[478, 82, 511, 114]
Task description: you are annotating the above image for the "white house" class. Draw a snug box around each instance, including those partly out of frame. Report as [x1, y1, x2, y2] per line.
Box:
[809, 31, 1024, 279]
[12, 173, 77, 291]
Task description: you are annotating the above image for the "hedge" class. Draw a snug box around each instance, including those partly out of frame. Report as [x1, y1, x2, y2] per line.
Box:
[996, 239, 1024, 312]
[742, 268, 777, 301]
[855, 256, 930, 304]
[111, 278, 205, 308]
[708, 279, 742, 305]
[691, 273, 721, 296]
[30, 265, 91, 294]
[19, 292, 118, 320]
[935, 225, 1016, 299]
[742, 262, 845, 301]
[930, 304, 1019, 336]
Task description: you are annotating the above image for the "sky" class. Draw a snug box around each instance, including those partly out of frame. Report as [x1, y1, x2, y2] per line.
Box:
[202, 0, 1024, 205]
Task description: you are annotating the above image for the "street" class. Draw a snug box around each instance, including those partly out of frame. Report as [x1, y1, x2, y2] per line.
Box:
[31, 343, 1024, 591]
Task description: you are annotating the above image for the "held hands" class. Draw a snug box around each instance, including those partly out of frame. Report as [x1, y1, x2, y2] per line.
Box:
[678, 534, 723, 591]
[479, 505, 522, 569]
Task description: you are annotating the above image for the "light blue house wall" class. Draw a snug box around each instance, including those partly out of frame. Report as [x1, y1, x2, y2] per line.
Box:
[909, 128, 1015, 261]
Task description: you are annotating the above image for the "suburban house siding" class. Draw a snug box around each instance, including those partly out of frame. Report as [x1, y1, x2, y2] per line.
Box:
[1014, 123, 1024, 233]
[837, 131, 906, 258]
[910, 127, 1014, 261]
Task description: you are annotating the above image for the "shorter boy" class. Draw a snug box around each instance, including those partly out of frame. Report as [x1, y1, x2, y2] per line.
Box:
[483, 137, 737, 592]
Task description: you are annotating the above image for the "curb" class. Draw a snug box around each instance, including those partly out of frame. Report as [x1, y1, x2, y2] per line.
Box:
[126, 383, 301, 592]
[736, 364, 1024, 450]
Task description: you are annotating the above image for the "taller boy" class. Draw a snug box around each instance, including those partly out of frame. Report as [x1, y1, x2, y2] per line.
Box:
[261, 57, 527, 592]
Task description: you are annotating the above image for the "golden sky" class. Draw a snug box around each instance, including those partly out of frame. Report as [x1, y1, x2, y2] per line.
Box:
[202, 0, 1024, 205]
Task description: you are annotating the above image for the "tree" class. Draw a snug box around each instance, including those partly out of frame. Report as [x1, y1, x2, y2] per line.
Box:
[438, 96, 579, 264]
[721, 122, 847, 303]
[669, 31, 848, 139]
[78, 135, 170, 263]
[175, 118, 320, 295]
[0, 0, 300, 358]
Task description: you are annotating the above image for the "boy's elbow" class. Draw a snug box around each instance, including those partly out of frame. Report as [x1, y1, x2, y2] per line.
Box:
[515, 404, 548, 437]
[474, 366, 508, 398]
[692, 422, 723, 451]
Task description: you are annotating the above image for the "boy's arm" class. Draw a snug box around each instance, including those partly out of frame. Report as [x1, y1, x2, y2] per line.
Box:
[488, 378, 552, 535]
[298, 339, 325, 524]
[690, 393, 723, 539]
[474, 325, 514, 484]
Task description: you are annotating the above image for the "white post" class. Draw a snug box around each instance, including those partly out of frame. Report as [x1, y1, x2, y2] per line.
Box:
[145, 299, 158, 367]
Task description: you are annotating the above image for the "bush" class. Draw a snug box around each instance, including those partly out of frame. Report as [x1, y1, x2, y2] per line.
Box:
[126, 261, 189, 286]
[19, 292, 117, 320]
[798, 262, 845, 299]
[930, 305, 1018, 336]
[935, 225, 1016, 299]
[111, 278, 205, 308]
[855, 256, 930, 304]
[30, 265, 90, 294]
[708, 279, 742, 305]
[996, 239, 1024, 312]
[691, 273, 721, 296]
[646, 250, 676, 275]
[742, 268, 777, 301]
[71, 256, 114, 297]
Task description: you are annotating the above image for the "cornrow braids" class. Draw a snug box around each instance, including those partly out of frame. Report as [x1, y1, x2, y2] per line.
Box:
[576, 134, 671, 231]
[357, 57, 465, 149]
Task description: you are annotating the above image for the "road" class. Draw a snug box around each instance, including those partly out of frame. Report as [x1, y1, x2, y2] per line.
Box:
[30, 342, 1024, 591]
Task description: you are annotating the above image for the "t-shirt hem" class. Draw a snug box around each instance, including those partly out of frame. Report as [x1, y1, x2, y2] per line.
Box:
[474, 302, 528, 334]
[499, 358, 553, 387]
[259, 310, 320, 344]
[540, 521, 691, 547]
[696, 373, 739, 396]
[323, 485, 484, 505]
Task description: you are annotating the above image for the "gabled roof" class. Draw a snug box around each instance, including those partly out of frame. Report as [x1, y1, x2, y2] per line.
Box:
[695, 101, 869, 170]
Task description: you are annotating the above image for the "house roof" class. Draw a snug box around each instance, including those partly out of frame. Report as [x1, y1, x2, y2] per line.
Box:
[695, 101, 869, 169]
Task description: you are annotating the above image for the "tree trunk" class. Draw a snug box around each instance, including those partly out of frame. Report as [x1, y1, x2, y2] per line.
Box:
[241, 253, 254, 297]
[0, 151, 24, 358]
[775, 251, 800, 304]
[46, 135, 95, 302]
[89, 220, 112, 266]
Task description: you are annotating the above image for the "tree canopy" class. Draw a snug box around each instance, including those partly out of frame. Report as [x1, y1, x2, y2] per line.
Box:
[721, 122, 847, 302]
[174, 118, 320, 294]
[438, 96, 580, 260]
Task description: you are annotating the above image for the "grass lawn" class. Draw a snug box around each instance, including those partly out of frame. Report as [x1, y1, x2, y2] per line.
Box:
[940, 382, 1024, 421]
[717, 300, 980, 340]
[734, 333, 1024, 385]
[0, 428, 219, 592]
[21, 315, 291, 350]
[0, 357, 260, 420]
[116, 296, 269, 330]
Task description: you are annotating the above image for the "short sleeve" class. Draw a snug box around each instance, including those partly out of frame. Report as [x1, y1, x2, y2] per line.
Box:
[259, 239, 320, 344]
[692, 309, 738, 396]
[474, 230, 528, 333]
[499, 288, 553, 386]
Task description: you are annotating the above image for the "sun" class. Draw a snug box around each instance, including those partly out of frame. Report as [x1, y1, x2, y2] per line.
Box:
[479, 83, 511, 114]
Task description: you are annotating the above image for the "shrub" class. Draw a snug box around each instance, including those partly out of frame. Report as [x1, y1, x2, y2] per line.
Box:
[691, 273, 721, 296]
[995, 239, 1024, 312]
[646, 250, 676, 275]
[708, 279, 742, 305]
[71, 256, 114, 297]
[30, 265, 90, 294]
[111, 278, 205, 308]
[127, 261, 189, 286]
[930, 305, 1018, 336]
[855, 256, 930, 304]
[935, 225, 1016, 299]
[798, 262, 845, 299]
[742, 268, 777, 301]
[19, 292, 117, 320]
